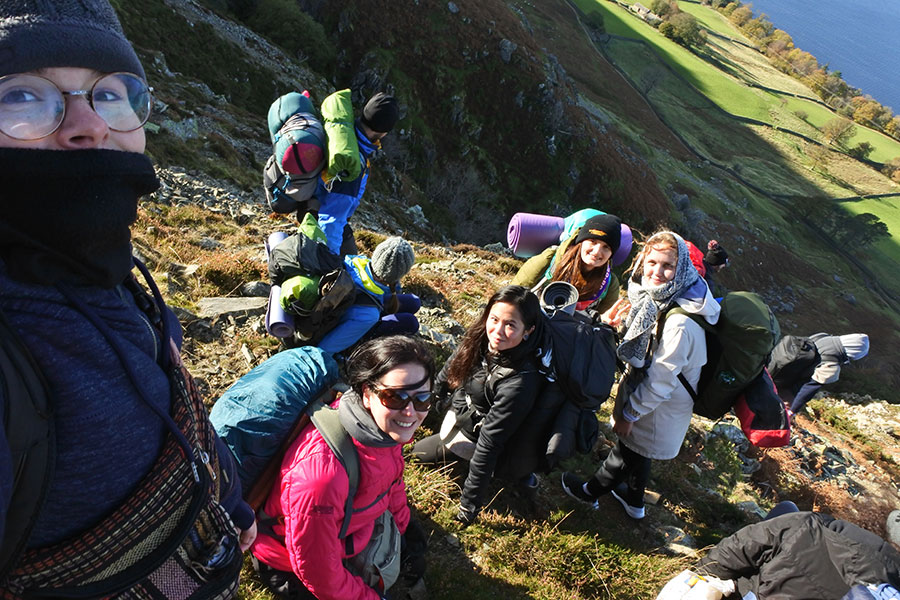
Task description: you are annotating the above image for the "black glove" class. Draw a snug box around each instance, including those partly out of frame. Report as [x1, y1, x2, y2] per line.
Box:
[401, 518, 428, 582]
[543, 452, 560, 474]
[433, 381, 452, 413]
[454, 504, 478, 528]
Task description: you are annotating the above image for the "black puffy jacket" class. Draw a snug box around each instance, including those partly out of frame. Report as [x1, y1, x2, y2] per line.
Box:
[440, 335, 547, 513]
[697, 512, 900, 600]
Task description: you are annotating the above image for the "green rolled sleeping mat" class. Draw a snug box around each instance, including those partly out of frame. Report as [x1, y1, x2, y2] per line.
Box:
[320, 89, 361, 184]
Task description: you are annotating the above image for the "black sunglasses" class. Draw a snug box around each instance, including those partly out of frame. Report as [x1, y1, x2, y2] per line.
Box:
[370, 385, 433, 412]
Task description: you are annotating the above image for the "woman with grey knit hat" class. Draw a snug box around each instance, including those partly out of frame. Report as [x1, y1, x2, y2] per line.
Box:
[0, 1, 253, 597]
[777, 332, 870, 413]
[317, 236, 421, 355]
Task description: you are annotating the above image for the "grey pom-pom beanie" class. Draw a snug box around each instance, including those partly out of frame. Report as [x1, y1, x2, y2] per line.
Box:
[0, 0, 145, 79]
[370, 237, 415, 284]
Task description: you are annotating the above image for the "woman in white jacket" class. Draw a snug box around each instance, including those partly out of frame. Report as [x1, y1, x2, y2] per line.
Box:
[561, 231, 720, 520]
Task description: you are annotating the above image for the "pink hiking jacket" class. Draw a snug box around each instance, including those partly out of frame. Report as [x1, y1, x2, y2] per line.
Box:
[252, 409, 410, 600]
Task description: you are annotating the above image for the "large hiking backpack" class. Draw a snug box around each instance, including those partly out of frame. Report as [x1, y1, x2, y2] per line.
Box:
[209, 346, 340, 505]
[320, 89, 362, 185]
[733, 369, 791, 447]
[266, 214, 358, 345]
[536, 308, 617, 409]
[767, 334, 821, 388]
[211, 350, 403, 591]
[263, 91, 327, 214]
[672, 291, 780, 420]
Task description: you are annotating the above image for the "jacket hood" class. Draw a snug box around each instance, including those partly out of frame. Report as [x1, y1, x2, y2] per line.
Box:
[673, 278, 720, 325]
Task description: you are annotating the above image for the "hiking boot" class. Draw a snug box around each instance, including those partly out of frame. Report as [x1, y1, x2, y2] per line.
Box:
[561, 472, 598, 509]
[610, 482, 645, 520]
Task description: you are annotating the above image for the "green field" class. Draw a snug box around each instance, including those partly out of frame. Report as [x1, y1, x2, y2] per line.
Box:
[841, 195, 900, 264]
[677, 0, 745, 38]
[575, 0, 900, 163]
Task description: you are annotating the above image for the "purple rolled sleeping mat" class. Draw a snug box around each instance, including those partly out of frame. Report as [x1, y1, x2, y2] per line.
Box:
[508, 210, 634, 266]
[612, 224, 633, 267]
[507, 212, 566, 258]
[264, 232, 293, 338]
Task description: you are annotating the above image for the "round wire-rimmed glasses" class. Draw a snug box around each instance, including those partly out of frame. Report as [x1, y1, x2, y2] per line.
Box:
[0, 72, 152, 140]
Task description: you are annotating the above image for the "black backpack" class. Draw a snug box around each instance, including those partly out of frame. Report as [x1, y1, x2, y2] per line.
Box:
[536, 310, 617, 409]
[767, 334, 821, 389]
[0, 306, 53, 581]
[265, 219, 358, 346]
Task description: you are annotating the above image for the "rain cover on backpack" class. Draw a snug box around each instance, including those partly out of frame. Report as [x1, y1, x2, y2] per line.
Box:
[209, 346, 340, 494]
[263, 91, 327, 214]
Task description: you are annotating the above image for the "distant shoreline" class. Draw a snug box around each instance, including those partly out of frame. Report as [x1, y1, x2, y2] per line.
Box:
[744, 0, 900, 111]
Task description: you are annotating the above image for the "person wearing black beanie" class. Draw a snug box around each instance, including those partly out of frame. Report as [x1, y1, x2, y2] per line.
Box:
[513, 212, 629, 318]
[315, 90, 401, 256]
[0, 1, 254, 597]
[359, 92, 400, 135]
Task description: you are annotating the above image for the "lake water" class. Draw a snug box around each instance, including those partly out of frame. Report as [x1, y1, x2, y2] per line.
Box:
[741, 0, 900, 112]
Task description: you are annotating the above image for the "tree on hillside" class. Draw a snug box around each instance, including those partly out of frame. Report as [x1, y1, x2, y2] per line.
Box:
[822, 118, 856, 148]
[840, 213, 890, 249]
[883, 157, 900, 183]
[659, 12, 706, 48]
[848, 142, 875, 161]
[851, 96, 891, 129]
[650, 0, 674, 18]
[743, 14, 774, 40]
[885, 117, 900, 140]
[807, 143, 831, 173]
[729, 4, 753, 27]
[585, 10, 605, 32]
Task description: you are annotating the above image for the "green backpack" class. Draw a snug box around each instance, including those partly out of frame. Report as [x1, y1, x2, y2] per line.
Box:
[670, 291, 780, 419]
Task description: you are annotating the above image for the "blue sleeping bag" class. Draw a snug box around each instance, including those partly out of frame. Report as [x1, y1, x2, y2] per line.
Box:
[210, 346, 340, 492]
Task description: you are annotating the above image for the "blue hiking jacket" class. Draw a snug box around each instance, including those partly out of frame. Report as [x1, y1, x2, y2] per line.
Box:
[316, 126, 379, 253]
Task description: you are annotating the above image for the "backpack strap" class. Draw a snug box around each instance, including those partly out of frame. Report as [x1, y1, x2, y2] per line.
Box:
[661, 307, 710, 402]
[0, 306, 55, 581]
[256, 398, 398, 556]
[308, 399, 360, 549]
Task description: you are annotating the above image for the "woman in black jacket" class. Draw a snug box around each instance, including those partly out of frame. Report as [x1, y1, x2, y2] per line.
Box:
[413, 285, 548, 526]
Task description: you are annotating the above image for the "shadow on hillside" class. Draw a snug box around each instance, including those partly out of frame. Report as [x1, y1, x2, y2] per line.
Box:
[408, 510, 536, 600]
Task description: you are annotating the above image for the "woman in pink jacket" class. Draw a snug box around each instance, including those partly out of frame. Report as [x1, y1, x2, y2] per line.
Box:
[251, 335, 434, 600]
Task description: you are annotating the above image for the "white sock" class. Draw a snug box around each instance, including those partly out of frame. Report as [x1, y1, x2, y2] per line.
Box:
[582, 482, 591, 495]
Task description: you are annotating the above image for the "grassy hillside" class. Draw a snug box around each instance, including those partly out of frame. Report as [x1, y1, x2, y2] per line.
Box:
[582, 0, 900, 164]
[106, 2, 900, 598]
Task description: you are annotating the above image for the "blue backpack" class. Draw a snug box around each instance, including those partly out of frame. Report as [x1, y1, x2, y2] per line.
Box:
[209, 346, 340, 506]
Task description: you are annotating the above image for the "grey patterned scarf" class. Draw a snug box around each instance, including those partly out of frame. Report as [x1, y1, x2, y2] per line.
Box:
[617, 232, 698, 367]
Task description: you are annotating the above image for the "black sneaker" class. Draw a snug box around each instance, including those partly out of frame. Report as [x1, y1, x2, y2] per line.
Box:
[610, 482, 645, 520]
[561, 472, 599, 509]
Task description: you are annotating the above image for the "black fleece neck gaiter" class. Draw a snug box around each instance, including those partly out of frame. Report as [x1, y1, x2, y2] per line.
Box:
[0, 148, 159, 288]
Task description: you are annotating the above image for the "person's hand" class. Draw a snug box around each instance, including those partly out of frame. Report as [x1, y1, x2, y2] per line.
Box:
[606, 298, 631, 329]
[454, 505, 478, 528]
[237, 519, 258, 552]
[402, 518, 428, 582]
[612, 417, 633, 438]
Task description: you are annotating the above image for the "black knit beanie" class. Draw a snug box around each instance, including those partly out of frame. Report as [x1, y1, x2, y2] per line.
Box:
[574, 214, 622, 254]
[0, 0, 145, 79]
[359, 92, 399, 133]
[705, 240, 729, 266]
